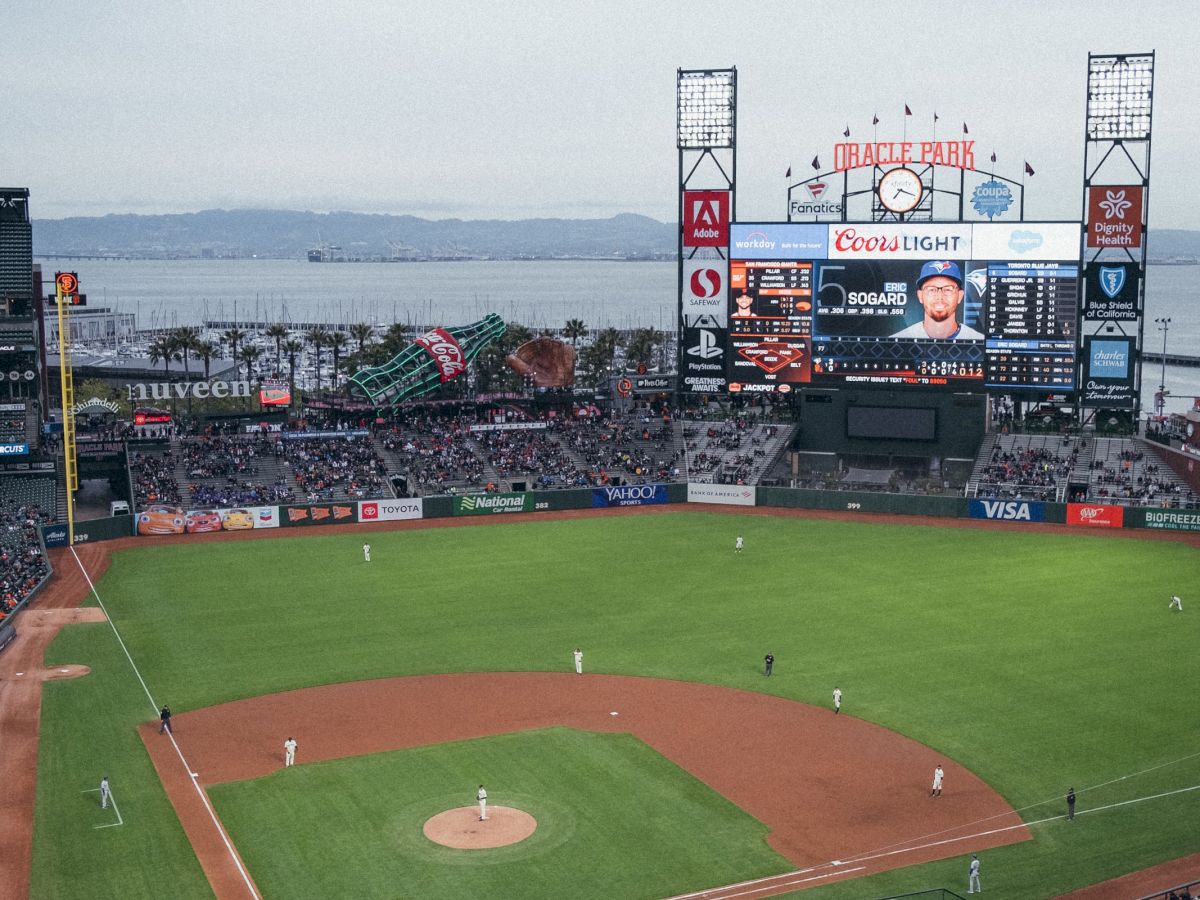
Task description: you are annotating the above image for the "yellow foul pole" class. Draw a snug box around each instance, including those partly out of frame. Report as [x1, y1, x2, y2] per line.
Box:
[54, 273, 78, 545]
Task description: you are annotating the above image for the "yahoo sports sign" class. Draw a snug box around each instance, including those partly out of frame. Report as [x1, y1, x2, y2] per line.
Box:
[592, 484, 667, 508]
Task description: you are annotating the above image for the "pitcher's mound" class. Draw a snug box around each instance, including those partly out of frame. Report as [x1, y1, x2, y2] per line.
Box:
[423, 806, 537, 849]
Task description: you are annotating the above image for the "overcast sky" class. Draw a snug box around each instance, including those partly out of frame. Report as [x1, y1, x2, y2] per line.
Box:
[7, 1, 1198, 227]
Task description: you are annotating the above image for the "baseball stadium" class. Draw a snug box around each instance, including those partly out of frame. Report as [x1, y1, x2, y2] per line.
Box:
[4, 56, 1200, 900]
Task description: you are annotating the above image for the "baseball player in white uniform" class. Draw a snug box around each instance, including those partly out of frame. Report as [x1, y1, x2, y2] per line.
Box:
[477, 784, 488, 820]
[833, 687, 842, 714]
[1169, 594, 1182, 611]
[573, 647, 583, 675]
[735, 535, 743, 553]
[931, 764, 944, 796]
[363, 543, 371, 563]
[100, 776, 111, 810]
[284, 736, 297, 767]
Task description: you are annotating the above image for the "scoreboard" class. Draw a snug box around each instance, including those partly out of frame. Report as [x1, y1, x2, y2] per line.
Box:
[726, 222, 1081, 394]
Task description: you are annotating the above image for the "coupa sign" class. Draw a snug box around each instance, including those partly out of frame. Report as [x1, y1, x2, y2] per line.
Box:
[968, 499, 1045, 522]
[126, 380, 252, 401]
[592, 484, 667, 508]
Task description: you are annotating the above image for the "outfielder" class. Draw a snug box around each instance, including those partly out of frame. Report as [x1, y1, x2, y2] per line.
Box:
[1169, 594, 1182, 611]
[100, 776, 111, 810]
[477, 784, 488, 820]
[573, 647, 583, 675]
[968, 854, 981, 893]
[284, 736, 297, 767]
[833, 686, 842, 714]
[735, 535, 743, 553]
[363, 543, 371, 563]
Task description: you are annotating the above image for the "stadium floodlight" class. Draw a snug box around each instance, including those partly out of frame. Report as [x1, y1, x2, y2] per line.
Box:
[1086, 54, 1153, 141]
[677, 69, 736, 149]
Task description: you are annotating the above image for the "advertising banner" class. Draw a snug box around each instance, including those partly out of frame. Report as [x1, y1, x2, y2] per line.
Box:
[42, 524, 69, 548]
[1080, 336, 1136, 409]
[358, 498, 424, 521]
[592, 484, 668, 508]
[826, 224, 972, 260]
[281, 503, 358, 527]
[1132, 508, 1200, 533]
[729, 223, 828, 260]
[453, 492, 534, 515]
[1066, 502, 1125, 528]
[972, 222, 1080, 259]
[687, 483, 757, 506]
[681, 326, 727, 393]
[968, 499, 1046, 522]
[1086, 186, 1144, 249]
[683, 258, 728, 326]
[682, 191, 729, 248]
[1084, 262, 1139, 321]
[0, 443, 29, 456]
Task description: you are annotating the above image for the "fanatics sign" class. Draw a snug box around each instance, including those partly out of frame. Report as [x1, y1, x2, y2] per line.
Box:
[683, 191, 730, 247]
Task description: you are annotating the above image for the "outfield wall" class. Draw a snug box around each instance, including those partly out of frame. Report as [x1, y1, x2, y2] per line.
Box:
[39, 485, 1200, 551]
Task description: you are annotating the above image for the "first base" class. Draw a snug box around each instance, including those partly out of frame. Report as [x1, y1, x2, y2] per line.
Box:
[610, 711, 619, 716]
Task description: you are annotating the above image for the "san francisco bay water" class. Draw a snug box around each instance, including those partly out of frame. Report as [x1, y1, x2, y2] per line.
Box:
[43, 257, 1200, 414]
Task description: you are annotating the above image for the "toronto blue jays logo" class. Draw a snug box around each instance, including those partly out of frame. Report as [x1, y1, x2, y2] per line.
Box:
[1099, 266, 1126, 299]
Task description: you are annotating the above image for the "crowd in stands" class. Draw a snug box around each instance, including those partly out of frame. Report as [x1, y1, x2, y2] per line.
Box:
[1089, 451, 1193, 505]
[281, 435, 389, 501]
[977, 442, 1079, 500]
[129, 449, 182, 506]
[381, 415, 487, 490]
[0, 498, 50, 619]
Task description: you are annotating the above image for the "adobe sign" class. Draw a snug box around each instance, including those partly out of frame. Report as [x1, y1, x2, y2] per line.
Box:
[1087, 185, 1143, 249]
[683, 190, 729, 247]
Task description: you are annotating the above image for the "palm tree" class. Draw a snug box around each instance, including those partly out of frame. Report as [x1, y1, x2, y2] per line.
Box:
[348, 322, 374, 356]
[327, 331, 349, 389]
[595, 327, 622, 373]
[221, 327, 246, 377]
[195, 340, 219, 379]
[562, 319, 587, 348]
[147, 335, 178, 377]
[304, 327, 328, 392]
[171, 326, 201, 377]
[239, 345, 263, 383]
[265, 324, 289, 376]
[625, 327, 660, 370]
[282, 338, 304, 407]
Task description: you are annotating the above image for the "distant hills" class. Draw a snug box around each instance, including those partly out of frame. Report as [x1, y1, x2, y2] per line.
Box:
[30, 209, 1200, 262]
[32, 210, 677, 261]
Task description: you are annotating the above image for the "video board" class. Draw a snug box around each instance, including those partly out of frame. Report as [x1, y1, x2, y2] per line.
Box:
[726, 222, 1080, 393]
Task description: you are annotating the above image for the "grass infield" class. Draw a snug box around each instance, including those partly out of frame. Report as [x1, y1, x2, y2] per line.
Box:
[31, 510, 1200, 898]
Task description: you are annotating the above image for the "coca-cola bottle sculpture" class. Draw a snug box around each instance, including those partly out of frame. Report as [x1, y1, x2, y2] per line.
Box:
[348, 314, 506, 406]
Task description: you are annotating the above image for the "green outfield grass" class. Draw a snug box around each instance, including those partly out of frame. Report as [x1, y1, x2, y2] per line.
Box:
[208, 728, 789, 899]
[31, 510, 1200, 899]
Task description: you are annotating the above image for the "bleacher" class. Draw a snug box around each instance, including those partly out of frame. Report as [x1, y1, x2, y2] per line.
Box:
[1084, 436, 1196, 507]
[967, 433, 1081, 502]
[0, 475, 57, 521]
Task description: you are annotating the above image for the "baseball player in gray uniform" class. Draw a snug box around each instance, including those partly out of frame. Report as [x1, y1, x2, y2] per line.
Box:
[100, 776, 111, 810]
[968, 854, 981, 893]
[477, 784, 488, 820]
[284, 736, 297, 767]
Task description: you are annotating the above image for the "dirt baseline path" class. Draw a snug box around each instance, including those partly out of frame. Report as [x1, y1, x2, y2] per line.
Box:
[139, 672, 1029, 896]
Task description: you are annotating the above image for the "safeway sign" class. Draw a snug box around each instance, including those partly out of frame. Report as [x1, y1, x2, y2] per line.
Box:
[683, 191, 729, 247]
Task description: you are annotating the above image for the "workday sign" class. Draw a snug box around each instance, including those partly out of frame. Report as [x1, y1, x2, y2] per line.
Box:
[969, 499, 1046, 522]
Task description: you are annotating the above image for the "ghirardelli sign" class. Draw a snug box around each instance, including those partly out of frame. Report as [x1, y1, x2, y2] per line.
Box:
[127, 380, 252, 401]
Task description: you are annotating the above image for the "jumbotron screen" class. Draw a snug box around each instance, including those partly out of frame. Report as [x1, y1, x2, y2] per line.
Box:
[726, 222, 1080, 393]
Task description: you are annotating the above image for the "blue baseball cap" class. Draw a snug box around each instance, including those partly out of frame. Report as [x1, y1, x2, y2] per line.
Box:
[917, 260, 963, 287]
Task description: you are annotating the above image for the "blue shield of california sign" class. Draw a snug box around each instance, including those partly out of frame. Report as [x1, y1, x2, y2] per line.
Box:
[1098, 266, 1126, 299]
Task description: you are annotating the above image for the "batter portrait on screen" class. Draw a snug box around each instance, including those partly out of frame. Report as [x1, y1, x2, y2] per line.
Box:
[891, 260, 984, 341]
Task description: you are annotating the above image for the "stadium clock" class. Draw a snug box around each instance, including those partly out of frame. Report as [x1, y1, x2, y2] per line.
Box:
[878, 167, 924, 213]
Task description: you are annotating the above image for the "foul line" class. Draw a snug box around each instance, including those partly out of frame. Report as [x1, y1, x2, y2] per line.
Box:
[81, 788, 123, 828]
[664, 865, 865, 899]
[69, 546, 260, 900]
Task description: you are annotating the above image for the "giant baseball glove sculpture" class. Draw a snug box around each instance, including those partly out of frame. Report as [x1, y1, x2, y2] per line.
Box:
[506, 337, 577, 388]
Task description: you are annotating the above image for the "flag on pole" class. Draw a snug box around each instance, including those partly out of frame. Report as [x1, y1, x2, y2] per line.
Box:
[990, 151, 997, 164]
[963, 122, 969, 134]
[811, 156, 820, 171]
[1024, 161, 1035, 176]
[904, 104, 912, 116]
[785, 167, 791, 178]
[843, 125, 850, 137]
[934, 111, 939, 123]
[872, 113, 879, 125]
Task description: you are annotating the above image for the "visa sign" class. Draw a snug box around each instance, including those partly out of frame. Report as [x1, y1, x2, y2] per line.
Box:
[592, 484, 667, 508]
[969, 499, 1045, 522]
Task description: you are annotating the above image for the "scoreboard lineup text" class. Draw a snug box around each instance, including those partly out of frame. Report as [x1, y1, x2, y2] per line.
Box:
[726, 222, 1081, 393]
